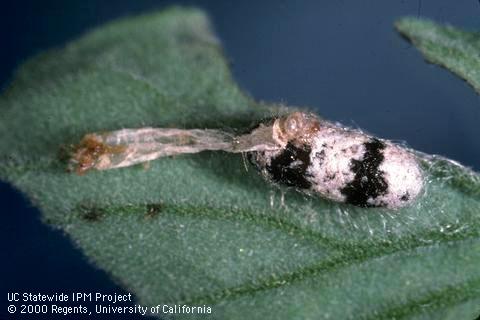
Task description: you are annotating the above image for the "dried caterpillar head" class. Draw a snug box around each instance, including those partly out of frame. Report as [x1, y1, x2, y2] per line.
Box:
[273, 111, 321, 146]
[69, 133, 127, 174]
[249, 112, 424, 209]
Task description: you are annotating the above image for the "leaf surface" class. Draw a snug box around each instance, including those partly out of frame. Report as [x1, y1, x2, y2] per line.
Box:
[395, 17, 480, 94]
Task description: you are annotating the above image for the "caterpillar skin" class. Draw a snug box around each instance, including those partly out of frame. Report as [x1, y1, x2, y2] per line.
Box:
[248, 112, 424, 209]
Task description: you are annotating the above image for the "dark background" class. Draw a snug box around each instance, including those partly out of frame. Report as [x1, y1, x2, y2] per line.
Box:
[1, 1, 479, 319]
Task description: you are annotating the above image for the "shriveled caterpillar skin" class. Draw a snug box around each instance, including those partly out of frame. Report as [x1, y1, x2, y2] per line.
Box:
[248, 113, 424, 209]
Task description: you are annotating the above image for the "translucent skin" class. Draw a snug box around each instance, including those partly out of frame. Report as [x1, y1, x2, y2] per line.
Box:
[249, 113, 424, 209]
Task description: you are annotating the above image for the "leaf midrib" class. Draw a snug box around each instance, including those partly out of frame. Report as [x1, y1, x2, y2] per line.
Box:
[73, 202, 480, 310]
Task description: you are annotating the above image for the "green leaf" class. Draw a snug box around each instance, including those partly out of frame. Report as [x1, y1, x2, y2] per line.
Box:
[1, 7, 480, 320]
[395, 17, 480, 94]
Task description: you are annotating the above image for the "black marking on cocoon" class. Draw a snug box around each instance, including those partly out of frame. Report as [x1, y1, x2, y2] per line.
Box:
[266, 142, 312, 189]
[341, 138, 388, 207]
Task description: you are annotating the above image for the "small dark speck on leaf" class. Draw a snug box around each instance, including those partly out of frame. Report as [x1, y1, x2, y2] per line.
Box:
[145, 203, 164, 219]
[81, 206, 106, 222]
[57, 144, 74, 165]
